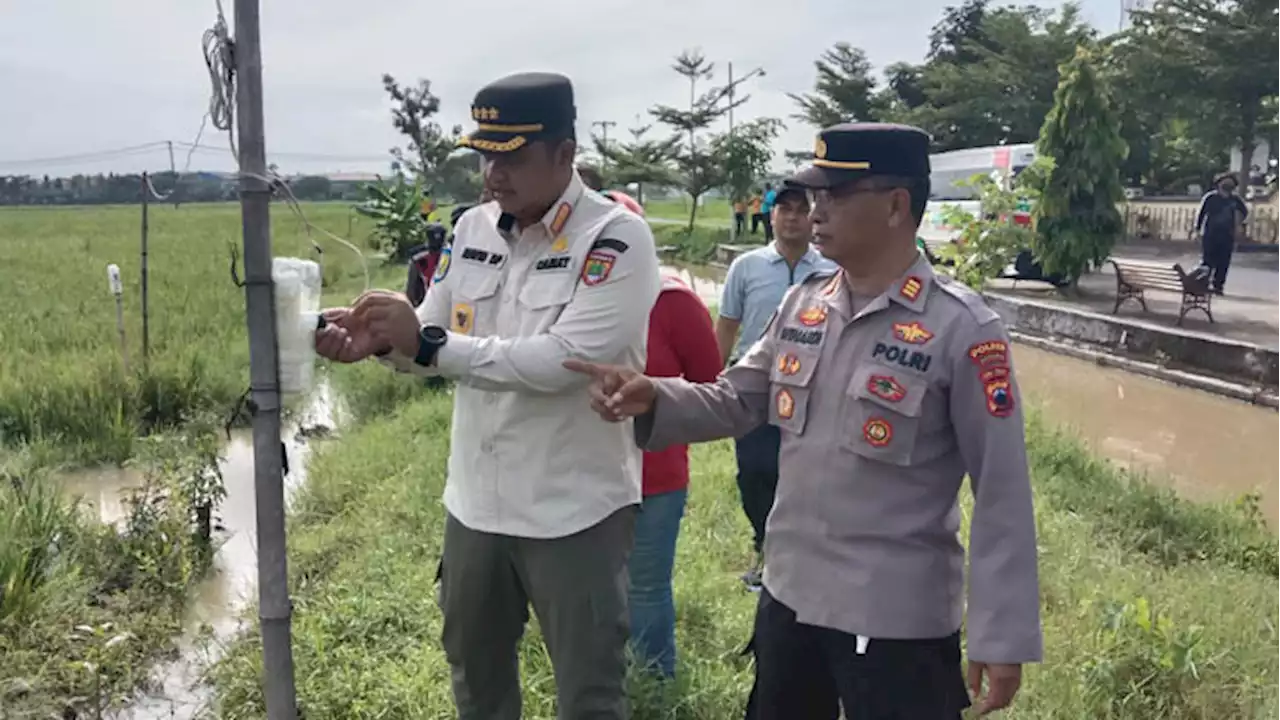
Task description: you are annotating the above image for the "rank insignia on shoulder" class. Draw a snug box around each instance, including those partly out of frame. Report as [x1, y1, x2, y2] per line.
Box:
[892, 321, 933, 345]
[433, 247, 452, 282]
[866, 375, 906, 403]
[548, 202, 573, 236]
[797, 305, 828, 327]
[863, 417, 893, 447]
[581, 250, 616, 286]
[899, 275, 924, 302]
[775, 388, 795, 420]
[776, 353, 801, 376]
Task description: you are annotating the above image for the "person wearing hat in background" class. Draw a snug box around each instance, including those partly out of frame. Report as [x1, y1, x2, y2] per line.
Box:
[315, 71, 660, 719]
[715, 184, 834, 591]
[1195, 172, 1249, 295]
[565, 123, 1042, 718]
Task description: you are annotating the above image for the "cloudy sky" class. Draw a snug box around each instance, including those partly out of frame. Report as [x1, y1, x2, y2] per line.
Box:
[0, 0, 1121, 177]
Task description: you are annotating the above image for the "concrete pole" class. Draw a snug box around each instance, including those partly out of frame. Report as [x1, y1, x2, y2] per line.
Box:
[233, 1, 299, 717]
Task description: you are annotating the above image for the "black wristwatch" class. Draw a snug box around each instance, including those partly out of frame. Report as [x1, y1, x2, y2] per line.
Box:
[414, 324, 448, 366]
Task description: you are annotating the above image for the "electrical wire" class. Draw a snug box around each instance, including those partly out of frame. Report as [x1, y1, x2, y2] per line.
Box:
[0, 142, 169, 168]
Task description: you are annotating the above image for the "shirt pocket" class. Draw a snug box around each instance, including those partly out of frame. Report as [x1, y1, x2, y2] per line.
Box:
[843, 363, 929, 466]
[517, 271, 576, 331]
[768, 346, 820, 435]
[453, 267, 502, 335]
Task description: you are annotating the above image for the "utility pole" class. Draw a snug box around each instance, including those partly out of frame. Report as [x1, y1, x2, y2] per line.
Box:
[140, 172, 150, 370]
[166, 140, 179, 208]
[592, 120, 616, 173]
[728, 62, 736, 244]
[233, 1, 299, 718]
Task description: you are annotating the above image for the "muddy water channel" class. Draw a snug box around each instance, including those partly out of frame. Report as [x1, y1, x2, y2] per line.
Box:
[59, 382, 343, 719]
[663, 262, 1279, 524]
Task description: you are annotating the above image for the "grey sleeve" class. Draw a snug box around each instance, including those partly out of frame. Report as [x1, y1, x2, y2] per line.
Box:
[635, 313, 777, 450]
[948, 320, 1043, 664]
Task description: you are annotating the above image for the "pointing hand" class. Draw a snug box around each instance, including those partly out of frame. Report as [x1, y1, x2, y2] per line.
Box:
[563, 359, 657, 422]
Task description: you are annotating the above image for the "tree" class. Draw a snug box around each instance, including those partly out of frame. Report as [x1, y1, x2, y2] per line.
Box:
[711, 118, 783, 208]
[1123, 0, 1279, 174]
[1032, 47, 1128, 286]
[650, 49, 742, 230]
[289, 175, 332, 201]
[789, 43, 883, 127]
[878, 3, 1095, 150]
[593, 123, 680, 204]
[381, 74, 465, 194]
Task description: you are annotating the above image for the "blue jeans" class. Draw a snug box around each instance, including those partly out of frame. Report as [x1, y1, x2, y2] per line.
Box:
[628, 487, 687, 678]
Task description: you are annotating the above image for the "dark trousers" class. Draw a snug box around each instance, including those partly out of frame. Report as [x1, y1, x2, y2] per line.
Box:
[744, 589, 970, 720]
[1201, 231, 1235, 290]
[762, 213, 774, 242]
[439, 508, 636, 720]
[735, 212, 747, 236]
[750, 213, 764, 234]
[733, 423, 781, 554]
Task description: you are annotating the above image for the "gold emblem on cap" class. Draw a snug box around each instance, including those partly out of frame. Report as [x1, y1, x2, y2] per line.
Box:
[815, 137, 827, 159]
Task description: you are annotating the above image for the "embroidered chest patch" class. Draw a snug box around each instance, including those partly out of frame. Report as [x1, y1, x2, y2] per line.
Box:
[863, 417, 893, 447]
[866, 375, 906, 403]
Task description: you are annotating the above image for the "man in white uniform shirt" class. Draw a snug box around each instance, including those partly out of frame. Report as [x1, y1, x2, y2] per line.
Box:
[315, 72, 660, 719]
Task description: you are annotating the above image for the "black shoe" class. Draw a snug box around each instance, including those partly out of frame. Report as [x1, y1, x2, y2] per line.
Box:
[740, 567, 763, 592]
[1212, 288, 1225, 296]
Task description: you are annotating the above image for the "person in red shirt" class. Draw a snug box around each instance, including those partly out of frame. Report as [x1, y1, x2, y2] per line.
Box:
[630, 273, 722, 678]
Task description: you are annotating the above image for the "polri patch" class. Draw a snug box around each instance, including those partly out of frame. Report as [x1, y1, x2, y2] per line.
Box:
[866, 375, 906, 403]
[899, 276, 924, 302]
[451, 302, 474, 335]
[797, 306, 828, 327]
[892, 321, 934, 345]
[591, 237, 630, 254]
[968, 340, 1009, 367]
[776, 353, 801, 376]
[581, 250, 616, 286]
[775, 388, 795, 420]
[863, 417, 893, 447]
[433, 247, 452, 282]
[871, 342, 932, 373]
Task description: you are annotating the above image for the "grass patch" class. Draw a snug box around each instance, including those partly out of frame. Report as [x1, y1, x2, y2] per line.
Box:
[0, 202, 389, 465]
[644, 198, 732, 227]
[210, 392, 1277, 719]
[0, 426, 227, 717]
[651, 223, 739, 264]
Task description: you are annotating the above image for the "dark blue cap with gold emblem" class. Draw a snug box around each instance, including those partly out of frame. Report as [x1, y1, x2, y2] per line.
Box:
[458, 72, 576, 154]
[787, 122, 932, 189]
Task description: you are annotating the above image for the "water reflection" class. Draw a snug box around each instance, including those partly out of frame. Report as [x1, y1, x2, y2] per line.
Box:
[58, 381, 343, 719]
[1013, 344, 1278, 524]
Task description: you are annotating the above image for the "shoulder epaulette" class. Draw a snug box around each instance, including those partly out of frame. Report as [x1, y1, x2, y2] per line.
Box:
[934, 274, 1000, 325]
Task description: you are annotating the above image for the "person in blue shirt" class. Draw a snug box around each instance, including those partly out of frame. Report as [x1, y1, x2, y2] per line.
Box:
[714, 184, 836, 590]
[760, 183, 778, 241]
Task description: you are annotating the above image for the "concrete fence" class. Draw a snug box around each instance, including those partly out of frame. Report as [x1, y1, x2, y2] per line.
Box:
[1123, 197, 1279, 245]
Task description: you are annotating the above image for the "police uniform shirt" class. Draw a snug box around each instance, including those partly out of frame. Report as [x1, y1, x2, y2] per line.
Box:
[636, 254, 1043, 664]
[381, 171, 661, 538]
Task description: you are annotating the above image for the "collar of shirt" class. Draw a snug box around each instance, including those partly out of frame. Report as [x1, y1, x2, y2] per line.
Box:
[494, 172, 587, 242]
[763, 242, 823, 268]
[821, 253, 935, 319]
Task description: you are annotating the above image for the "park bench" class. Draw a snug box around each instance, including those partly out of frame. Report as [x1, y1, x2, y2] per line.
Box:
[1108, 258, 1213, 325]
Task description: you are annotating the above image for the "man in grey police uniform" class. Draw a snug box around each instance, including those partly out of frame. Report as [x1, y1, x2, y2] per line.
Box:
[316, 72, 660, 719]
[566, 123, 1042, 718]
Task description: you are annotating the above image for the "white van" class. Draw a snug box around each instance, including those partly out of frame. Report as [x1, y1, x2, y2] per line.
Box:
[918, 143, 1037, 246]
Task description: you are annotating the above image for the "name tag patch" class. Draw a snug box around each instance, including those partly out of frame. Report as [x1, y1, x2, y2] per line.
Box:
[871, 342, 932, 373]
[461, 247, 505, 267]
[535, 256, 573, 271]
[780, 327, 823, 345]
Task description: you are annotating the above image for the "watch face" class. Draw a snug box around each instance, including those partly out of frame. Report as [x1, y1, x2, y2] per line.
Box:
[422, 325, 447, 343]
